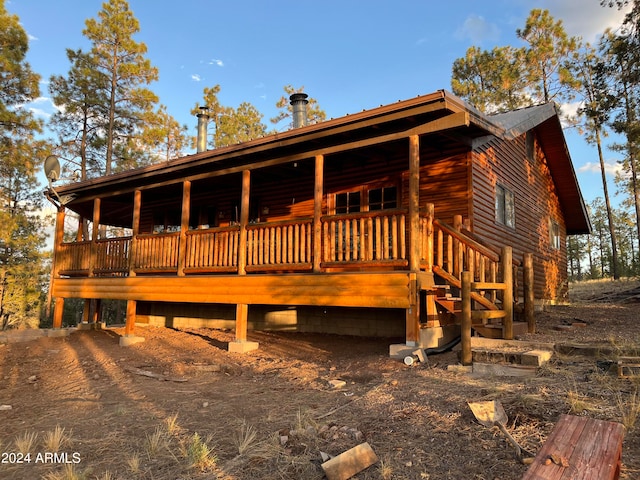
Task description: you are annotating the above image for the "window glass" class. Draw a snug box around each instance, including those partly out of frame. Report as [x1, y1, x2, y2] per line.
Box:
[496, 184, 515, 228]
[369, 186, 397, 211]
[550, 219, 561, 250]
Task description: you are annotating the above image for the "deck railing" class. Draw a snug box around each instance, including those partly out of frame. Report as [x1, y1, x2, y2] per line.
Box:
[246, 219, 313, 271]
[57, 241, 91, 275]
[321, 210, 407, 266]
[56, 207, 515, 281]
[95, 237, 131, 275]
[133, 232, 180, 273]
[185, 226, 240, 273]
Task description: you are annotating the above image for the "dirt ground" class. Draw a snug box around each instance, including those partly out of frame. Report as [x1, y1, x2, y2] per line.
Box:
[1, 279, 640, 480]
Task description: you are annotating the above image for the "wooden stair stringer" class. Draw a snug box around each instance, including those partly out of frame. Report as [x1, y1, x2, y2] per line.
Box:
[432, 265, 498, 311]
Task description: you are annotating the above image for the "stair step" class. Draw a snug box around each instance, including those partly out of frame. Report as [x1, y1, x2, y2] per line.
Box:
[472, 322, 528, 339]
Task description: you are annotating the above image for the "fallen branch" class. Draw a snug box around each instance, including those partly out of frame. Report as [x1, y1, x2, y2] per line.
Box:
[124, 366, 188, 383]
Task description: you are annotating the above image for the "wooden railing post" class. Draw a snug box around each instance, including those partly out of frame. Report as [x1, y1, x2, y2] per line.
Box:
[523, 253, 535, 334]
[461, 271, 472, 366]
[89, 198, 101, 277]
[313, 155, 323, 272]
[425, 203, 434, 271]
[408, 135, 420, 272]
[453, 215, 463, 278]
[177, 180, 191, 276]
[48, 207, 66, 321]
[238, 170, 250, 275]
[129, 190, 141, 276]
[501, 246, 513, 340]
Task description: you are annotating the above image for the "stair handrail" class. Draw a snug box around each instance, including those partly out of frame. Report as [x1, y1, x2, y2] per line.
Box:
[433, 219, 500, 263]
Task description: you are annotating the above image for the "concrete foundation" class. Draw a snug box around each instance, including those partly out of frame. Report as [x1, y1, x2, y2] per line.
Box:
[228, 341, 259, 354]
[119, 335, 145, 347]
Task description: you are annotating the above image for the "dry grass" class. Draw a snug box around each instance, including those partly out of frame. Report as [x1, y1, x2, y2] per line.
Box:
[43, 425, 71, 452]
[232, 419, 259, 456]
[41, 464, 86, 480]
[126, 452, 141, 474]
[13, 431, 37, 455]
[144, 425, 170, 458]
[615, 385, 640, 430]
[569, 277, 640, 301]
[181, 432, 217, 471]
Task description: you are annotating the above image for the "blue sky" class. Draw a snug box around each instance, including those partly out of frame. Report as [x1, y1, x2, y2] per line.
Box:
[8, 0, 633, 208]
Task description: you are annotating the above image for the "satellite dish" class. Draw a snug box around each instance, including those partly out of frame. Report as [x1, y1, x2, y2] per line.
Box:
[44, 155, 61, 182]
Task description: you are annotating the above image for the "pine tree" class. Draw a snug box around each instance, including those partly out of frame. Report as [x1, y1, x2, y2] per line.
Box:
[192, 85, 267, 149]
[516, 9, 581, 105]
[0, 0, 48, 329]
[83, 0, 159, 174]
[271, 85, 326, 129]
[49, 48, 107, 181]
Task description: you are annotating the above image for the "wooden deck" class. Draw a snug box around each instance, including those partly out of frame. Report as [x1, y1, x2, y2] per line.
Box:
[52, 272, 415, 309]
[522, 414, 624, 480]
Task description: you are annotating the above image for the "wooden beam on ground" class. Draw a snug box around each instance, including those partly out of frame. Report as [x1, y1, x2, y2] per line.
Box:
[321, 442, 378, 480]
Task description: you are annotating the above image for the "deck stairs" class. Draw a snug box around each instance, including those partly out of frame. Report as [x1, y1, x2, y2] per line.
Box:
[426, 279, 527, 340]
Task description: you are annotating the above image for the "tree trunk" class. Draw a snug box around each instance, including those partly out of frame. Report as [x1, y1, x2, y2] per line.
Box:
[595, 127, 620, 279]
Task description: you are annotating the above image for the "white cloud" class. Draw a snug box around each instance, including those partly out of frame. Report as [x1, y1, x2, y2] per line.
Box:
[209, 59, 224, 67]
[191, 74, 202, 82]
[578, 161, 623, 177]
[455, 14, 500, 45]
[539, 0, 632, 43]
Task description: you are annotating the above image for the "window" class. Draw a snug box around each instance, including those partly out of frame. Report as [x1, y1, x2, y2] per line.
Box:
[549, 218, 561, 250]
[335, 191, 361, 214]
[526, 131, 535, 163]
[368, 186, 397, 211]
[495, 184, 515, 228]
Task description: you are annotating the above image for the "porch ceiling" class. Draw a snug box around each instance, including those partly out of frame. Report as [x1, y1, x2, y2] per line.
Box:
[55, 91, 499, 225]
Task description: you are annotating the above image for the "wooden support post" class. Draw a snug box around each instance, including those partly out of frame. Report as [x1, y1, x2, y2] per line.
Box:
[238, 170, 250, 275]
[47, 207, 66, 319]
[89, 198, 101, 277]
[405, 274, 420, 346]
[501, 246, 513, 340]
[177, 180, 191, 276]
[408, 135, 420, 272]
[91, 299, 102, 324]
[235, 303, 248, 342]
[129, 190, 141, 277]
[313, 154, 324, 272]
[523, 252, 535, 334]
[461, 271, 472, 366]
[229, 302, 258, 353]
[82, 299, 91, 323]
[53, 297, 64, 329]
[453, 215, 463, 277]
[425, 203, 434, 271]
[76, 216, 84, 242]
[124, 300, 136, 336]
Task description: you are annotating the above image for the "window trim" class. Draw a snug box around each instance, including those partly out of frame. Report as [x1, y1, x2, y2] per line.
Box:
[495, 184, 515, 229]
[329, 181, 400, 215]
[549, 218, 561, 250]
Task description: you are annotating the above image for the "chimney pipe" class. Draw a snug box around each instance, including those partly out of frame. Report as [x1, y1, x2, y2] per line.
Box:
[196, 106, 209, 153]
[290, 93, 309, 128]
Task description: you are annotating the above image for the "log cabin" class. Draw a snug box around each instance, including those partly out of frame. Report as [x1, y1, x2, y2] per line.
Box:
[46, 90, 590, 355]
